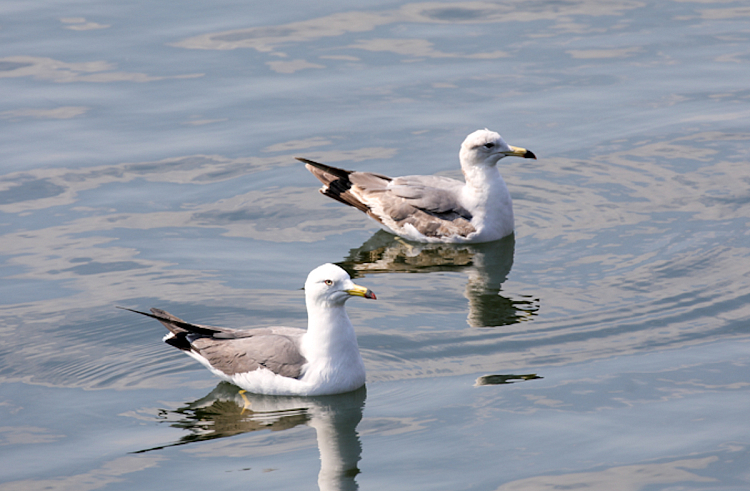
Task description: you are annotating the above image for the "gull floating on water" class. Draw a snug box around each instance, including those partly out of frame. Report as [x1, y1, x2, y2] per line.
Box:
[299, 129, 536, 244]
[121, 263, 376, 396]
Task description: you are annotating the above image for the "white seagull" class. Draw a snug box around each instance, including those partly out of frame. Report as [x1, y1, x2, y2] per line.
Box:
[121, 263, 376, 396]
[299, 129, 536, 243]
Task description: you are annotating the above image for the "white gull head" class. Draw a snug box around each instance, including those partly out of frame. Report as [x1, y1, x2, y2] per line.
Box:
[459, 129, 536, 171]
[304, 263, 376, 310]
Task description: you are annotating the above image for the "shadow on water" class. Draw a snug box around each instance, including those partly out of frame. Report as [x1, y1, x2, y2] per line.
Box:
[136, 382, 366, 491]
[337, 230, 539, 328]
[474, 373, 542, 386]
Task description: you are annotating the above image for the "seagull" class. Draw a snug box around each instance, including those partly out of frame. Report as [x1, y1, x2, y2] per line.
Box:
[299, 129, 536, 243]
[120, 263, 376, 396]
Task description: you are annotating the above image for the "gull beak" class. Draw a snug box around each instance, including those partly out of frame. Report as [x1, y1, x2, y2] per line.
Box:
[504, 145, 537, 160]
[346, 283, 377, 300]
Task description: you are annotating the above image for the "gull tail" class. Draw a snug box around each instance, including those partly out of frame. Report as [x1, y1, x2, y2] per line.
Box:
[297, 157, 352, 180]
[298, 157, 371, 214]
[117, 306, 227, 351]
[297, 157, 392, 223]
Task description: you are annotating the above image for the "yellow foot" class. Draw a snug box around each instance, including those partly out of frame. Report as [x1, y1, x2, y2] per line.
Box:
[238, 389, 252, 414]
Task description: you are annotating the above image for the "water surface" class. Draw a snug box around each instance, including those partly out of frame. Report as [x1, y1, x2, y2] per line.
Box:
[1, 0, 750, 489]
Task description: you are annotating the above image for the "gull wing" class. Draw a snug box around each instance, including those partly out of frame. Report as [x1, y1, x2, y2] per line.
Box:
[191, 331, 305, 378]
[121, 307, 306, 379]
[301, 158, 475, 238]
[387, 175, 470, 217]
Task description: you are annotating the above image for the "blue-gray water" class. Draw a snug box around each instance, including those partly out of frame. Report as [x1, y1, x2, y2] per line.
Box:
[2, 1, 750, 489]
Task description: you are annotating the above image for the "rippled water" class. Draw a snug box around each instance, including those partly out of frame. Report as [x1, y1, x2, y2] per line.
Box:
[2, 1, 750, 489]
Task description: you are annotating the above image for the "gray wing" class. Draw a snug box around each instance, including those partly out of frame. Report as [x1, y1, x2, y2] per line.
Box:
[376, 175, 475, 237]
[301, 158, 475, 238]
[121, 307, 306, 379]
[191, 328, 305, 378]
[387, 175, 470, 217]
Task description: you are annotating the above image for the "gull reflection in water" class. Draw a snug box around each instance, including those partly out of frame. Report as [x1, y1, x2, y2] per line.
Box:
[338, 230, 539, 328]
[137, 382, 366, 491]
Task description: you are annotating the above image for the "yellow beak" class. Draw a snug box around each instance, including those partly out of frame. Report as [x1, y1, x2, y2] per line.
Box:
[504, 145, 537, 159]
[346, 284, 377, 300]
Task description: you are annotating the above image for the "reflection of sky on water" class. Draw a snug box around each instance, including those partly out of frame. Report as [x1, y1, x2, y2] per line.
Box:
[2, 0, 748, 170]
[171, 2, 648, 58]
[1, 0, 750, 489]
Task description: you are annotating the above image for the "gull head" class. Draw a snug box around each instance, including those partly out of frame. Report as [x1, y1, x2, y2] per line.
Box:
[304, 263, 376, 307]
[459, 129, 536, 168]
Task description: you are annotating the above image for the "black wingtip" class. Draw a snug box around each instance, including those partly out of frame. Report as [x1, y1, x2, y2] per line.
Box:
[116, 305, 162, 321]
[116, 305, 146, 315]
[298, 157, 353, 180]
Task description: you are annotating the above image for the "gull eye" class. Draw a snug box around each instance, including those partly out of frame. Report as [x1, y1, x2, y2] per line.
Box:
[484, 143, 495, 149]
[324, 279, 333, 286]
